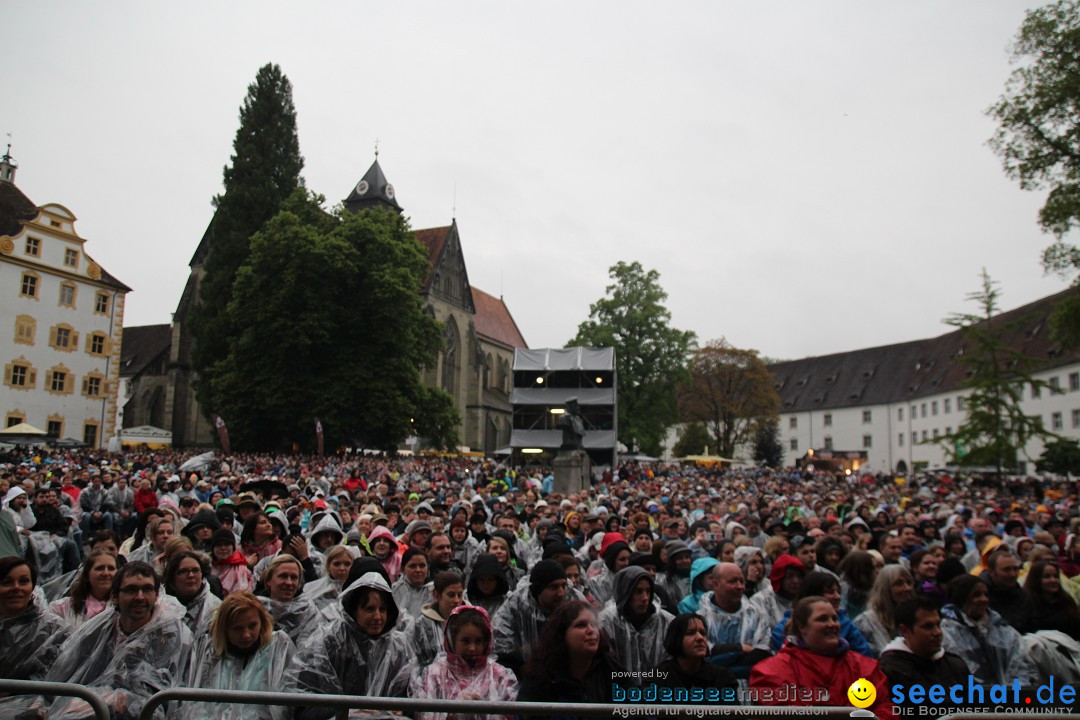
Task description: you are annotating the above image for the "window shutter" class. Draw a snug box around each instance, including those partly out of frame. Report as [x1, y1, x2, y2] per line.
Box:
[70, 330, 79, 348]
[49, 326, 57, 347]
[66, 373, 74, 394]
[28, 369, 36, 386]
[82, 377, 88, 395]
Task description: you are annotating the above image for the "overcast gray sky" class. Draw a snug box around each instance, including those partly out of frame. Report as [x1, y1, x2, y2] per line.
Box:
[3, 1, 1069, 360]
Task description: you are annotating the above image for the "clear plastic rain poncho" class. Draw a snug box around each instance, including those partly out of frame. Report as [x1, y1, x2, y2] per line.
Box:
[490, 583, 551, 669]
[27, 532, 64, 584]
[410, 606, 447, 668]
[597, 566, 673, 674]
[940, 604, 1038, 684]
[45, 594, 193, 720]
[410, 605, 519, 720]
[391, 576, 432, 619]
[50, 593, 109, 631]
[179, 581, 222, 637]
[175, 630, 296, 720]
[285, 572, 415, 720]
[0, 591, 69, 720]
[304, 575, 345, 620]
[40, 567, 79, 602]
[257, 593, 321, 646]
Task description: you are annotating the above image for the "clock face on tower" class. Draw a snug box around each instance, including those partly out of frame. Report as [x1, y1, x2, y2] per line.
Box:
[355, 180, 369, 195]
[385, 183, 395, 199]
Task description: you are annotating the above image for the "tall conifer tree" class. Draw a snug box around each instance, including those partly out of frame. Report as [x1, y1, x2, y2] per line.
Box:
[192, 63, 304, 412]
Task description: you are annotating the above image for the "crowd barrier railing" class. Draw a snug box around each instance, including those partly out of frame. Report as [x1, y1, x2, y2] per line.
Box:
[0, 679, 111, 720]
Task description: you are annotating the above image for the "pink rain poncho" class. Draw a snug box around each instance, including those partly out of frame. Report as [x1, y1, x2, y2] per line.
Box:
[410, 605, 518, 720]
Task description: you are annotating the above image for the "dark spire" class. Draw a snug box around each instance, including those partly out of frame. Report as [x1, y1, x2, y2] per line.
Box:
[344, 156, 402, 214]
[1, 135, 18, 184]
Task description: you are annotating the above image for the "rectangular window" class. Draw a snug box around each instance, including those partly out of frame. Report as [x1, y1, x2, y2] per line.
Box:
[789, 417, 797, 430]
[46, 420, 62, 436]
[823, 413, 832, 427]
[898, 433, 904, 447]
[63, 248, 78, 268]
[25, 237, 39, 256]
[1070, 372, 1080, 392]
[863, 434, 872, 448]
[10, 365, 28, 386]
[1050, 377, 1061, 394]
[85, 376, 101, 397]
[921, 403, 927, 418]
[911, 405, 917, 418]
[94, 293, 109, 314]
[55, 327, 71, 348]
[921, 430, 928, 442]
[911, 432, 917, 444]
[957, 396, 965, 411]
[1052, 412, 1063, 430]
[898, 407, 904, 421]
[932, 428, 939, 439]
[823, 436, 833, 450]
[20, 273, 37, 298]
[790, 438, 798, 451]
[59, 284, 75, 307]
[89, 335, 105, 355]
[1033, 384, 1041, 399]
[1072, 409, 1080, 428]
[50, 371, 66, 392]
[83, 423, 98, 447]
[944, 398, 951, 414]
[862, 410, 872, 424]
[931, 401, 938, 416]
[945, 426, 952, 435]
[7, 416, 21, 427]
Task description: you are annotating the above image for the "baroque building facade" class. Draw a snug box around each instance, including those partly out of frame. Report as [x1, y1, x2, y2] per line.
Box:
[124, 159, 526, 452]
[0, 149, 129, 447]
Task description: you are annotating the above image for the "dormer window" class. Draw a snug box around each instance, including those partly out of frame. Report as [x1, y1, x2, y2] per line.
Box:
[64, 248, 79, 268]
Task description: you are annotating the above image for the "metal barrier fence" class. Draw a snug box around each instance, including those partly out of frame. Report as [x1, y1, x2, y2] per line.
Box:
[139, 688, 862, 720]
[0, 679, 111, 720]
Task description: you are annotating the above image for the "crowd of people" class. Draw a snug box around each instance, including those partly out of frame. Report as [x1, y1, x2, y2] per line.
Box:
[1, 446, 1078, 719]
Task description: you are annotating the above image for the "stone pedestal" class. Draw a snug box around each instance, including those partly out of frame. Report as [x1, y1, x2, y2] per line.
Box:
[553, 449, 591, 495]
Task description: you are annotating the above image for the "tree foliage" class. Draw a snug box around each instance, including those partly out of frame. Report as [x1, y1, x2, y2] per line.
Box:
[193, 63, 305, 412]
[938, 270, 1056, 472]
[753, 417, 785, 469]
[208, 190, 458, 451]
[1036, 437, 1080, 474]
[679, 338, 780, 459]
[672, 422, 713, 458]
[988, 1, 1080, 346]
[569, 261, 696, 456]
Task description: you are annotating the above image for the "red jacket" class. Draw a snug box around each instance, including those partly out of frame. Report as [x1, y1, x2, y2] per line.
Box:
[134, 488, 159, 514]
[750, 643, 894, 720]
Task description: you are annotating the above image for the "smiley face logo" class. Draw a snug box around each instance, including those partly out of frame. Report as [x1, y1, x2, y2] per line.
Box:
[847, 678, 876, 708]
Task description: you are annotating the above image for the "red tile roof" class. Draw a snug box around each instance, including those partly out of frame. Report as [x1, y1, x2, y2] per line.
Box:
[471, 287, 527, 349]
[413, 225, 451, 289]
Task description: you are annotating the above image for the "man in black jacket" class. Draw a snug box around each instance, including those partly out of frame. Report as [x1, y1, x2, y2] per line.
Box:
[984, 550, 1036, 634]
[880, 596, 969, 708]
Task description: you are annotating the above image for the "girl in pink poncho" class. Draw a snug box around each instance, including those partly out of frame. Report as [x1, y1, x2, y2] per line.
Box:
[410, 605, 518, 720]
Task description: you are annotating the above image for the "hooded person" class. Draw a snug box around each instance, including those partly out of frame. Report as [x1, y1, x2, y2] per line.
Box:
[368, 525, 402, 583]
[678, 557, 720, 614]
[588, 532, 631, 607]
[655, 540, 693, 612]
[307, 514, 345, 563]
[177, 591, 296, 720]
[210, 528, 255, 596]
[597, 565, 673, 674]
[182, 508, 222, 554]
[45, 561, 194, 720]
[410, 605, 519, 720]
[285, 572, 414, 720]
[491, 559, 569, 674]
[409, 570, 466, 668]
[749, 553, 805, 628]
[447, 518, 479, 573]
[465, 553, 511, 618]
[734, 546, 767, 599]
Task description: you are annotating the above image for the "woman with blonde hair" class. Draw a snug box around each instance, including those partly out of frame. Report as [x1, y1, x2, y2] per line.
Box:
[178, 591, 295, 720]
[256, 554, 320, 644]
[853, 564, 914, 656]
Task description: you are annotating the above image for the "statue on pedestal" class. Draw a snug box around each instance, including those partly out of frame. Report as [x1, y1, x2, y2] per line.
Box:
[558, 398, 586, 450]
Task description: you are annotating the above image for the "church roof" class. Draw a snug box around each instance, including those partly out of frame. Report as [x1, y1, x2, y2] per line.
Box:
[120, 324, 172, 378]
[344, 159, 402, 213]
[768, 286, 1080, 413]
[0, 180, 38, 237]
[413, 225, 451, 290]
[472, 287, 527, 349]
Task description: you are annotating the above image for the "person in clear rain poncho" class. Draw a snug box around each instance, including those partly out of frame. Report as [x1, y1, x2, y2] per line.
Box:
[285, 571, 414, 720]
[303, 545, 354, 620]
[392, 549, 433, 620]
[50, 549, 117, 630]
[256, 555, 321, 645]
[0, 556, 69, 720]
[586, 532, 631, 607]
[465, 553, 510, 619]
[410, 605, 519, 720]
[177, 591, 295, 720]
[598, 565, 673, 673]
[45, 561, 193, 720]
[491, 560, 569, 674]
[410, 570, 466, 667]
[164, 550, 221, 637]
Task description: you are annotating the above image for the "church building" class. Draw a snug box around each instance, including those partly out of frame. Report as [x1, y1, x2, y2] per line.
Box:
[123, 158, 526, 453]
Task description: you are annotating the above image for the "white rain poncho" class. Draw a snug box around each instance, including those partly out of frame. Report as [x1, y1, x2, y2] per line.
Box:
[257, 593, 321, 646]
[940, 604, 1038, 685]
[27, 532, 64, 584]
[409, 605, 519, 720]
[597, 566, 673, 674]
[490, 583, 553, 670]
[40, 567, 79, 602]
[0, 592, 68, 720]
[50, 593, 110, 631]
[304, 575, 346, 621]
[285, 572, 415, 720]
[45, 597, 193, 720]
[176, 630, 296, 720]
[696, 590, 772, 665]
[178, 581, 222, 637]
[410, 605, 448, 667]
[391, 576, 432, 619]
[587, 565, 615, 607]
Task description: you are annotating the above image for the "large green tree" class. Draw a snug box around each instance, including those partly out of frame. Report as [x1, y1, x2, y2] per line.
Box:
[193, 63, 305, 413]
[753, 417, 785, 469]
[569, 261, 696, 456]
[679, 339, 780, 459]
[988, 1, 1080, 346]
[671, 422, 712, 458]
[208, 190, 458, 451]
[938, 270, 1056, 472]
